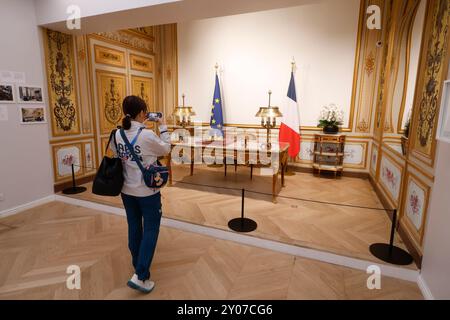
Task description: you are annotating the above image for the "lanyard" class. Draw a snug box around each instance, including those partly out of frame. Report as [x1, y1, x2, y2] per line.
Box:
[130, 127, 144, 146]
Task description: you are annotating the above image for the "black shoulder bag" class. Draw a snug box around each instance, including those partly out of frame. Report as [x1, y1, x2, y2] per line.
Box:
[120, 128, 169, 189]
[92, 129, 124, 196]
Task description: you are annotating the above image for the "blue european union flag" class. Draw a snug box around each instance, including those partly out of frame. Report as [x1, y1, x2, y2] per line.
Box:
[210, 74, 224, 135]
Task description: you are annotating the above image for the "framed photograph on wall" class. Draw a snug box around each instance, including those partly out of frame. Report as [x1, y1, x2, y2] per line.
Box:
[437, 80, 450, 143]
[19, 105, 47, 124]
[17, 85, 44, 103]
[0, 83, 15, 103]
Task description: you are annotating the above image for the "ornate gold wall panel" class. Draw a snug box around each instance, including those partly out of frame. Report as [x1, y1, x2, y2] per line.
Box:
[410, 0, 450, 161]
[131, 75, 155, 112]
[130, 54, 153, 73]
[75, 35, 93, 135]
[154, 24, 178, 119]
[354, 0, 387, 133]
[385, 1, 422, 134]
[93, 29, 154, 54]
[96, 70, 127, 135]
[373, 1, 394, 140]
[43, 29, 81, 137]
[94, 44, 126, 68]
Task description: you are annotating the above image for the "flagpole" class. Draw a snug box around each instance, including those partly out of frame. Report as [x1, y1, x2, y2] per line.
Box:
[285, 58, 298, 176]
[209, 62, 224, 168]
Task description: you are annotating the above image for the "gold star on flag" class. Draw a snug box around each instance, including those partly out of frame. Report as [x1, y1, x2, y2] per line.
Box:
[211, 105, 215, 110]
[212, 119, 216, 124]
[215, 98, 220, 104]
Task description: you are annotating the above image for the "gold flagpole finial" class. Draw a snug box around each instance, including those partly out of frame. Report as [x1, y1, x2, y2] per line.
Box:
[182, 93, 185, 107]
[268, 90, 272, 106]
[291, 57, 296, 72]
[215, 63, 219, 74]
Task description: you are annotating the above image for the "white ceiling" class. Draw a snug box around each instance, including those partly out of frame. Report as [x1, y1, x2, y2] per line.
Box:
[35, 0, 323, 34]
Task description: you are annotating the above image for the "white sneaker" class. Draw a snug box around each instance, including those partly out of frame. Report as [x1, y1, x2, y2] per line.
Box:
[127, 273, 155, 294]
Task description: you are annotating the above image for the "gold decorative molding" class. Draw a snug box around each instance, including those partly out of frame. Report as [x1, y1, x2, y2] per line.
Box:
[43, 28, 81, 137]
[93, 30, 154, 54]
[365, 51, 376, 75]
[130, 53, 153, 73]
[347, 0, 366, 132]
[354, 0, 386, 134]
[75, 35, 93, 135]
[94, 44, 126, 68]
[96, 70, 126, 135]
[131, 75, 155, 112]
[410, 0, 450, 161]
[126, 27, 155, 40]
[357, 119, 370, 132]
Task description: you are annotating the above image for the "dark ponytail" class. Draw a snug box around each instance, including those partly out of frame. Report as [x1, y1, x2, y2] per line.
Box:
[122, 95, 148, 130]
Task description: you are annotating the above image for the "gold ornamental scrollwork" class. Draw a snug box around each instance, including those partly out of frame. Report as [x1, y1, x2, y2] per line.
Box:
[104, 79, 122, 125]
[131, 75, 154, 112]
[96, 70, 126, 134]
[44, 29, 80, 136]
[365, 51, 376, 76]
[357, 119, 370, 132]
[414, 0, 449, 155]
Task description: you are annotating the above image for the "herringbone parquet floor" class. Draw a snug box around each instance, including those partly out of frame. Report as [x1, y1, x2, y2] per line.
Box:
[67, 165, 413, 266]
[0, 202, 421, 299]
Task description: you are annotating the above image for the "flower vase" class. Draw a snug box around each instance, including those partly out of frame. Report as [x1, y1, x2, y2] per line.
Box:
[323, 124, 339, 134]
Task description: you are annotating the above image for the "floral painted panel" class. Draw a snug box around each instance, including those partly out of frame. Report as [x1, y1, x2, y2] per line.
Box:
[405, 178, 426, 230]
[56, 145, 81, 178]
[371, 145, 378, 174]
[299, 140, 314, 161]
[380, 157, 401, 201]
[343, 144, 364, 166]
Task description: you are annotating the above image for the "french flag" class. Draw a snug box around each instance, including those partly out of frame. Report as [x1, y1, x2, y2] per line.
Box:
[279, 71, 301, 158]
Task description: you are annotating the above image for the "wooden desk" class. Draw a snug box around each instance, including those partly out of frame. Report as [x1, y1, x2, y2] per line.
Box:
[167, 139, 289, 202]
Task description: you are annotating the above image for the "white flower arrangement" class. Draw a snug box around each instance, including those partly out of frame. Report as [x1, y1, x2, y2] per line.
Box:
[318, 104, 344, 128]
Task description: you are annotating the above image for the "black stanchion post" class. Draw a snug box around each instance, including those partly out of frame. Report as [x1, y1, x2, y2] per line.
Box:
[228, 188, 257, 233]
[71, 163, 76, 189]
[62, 164, 87, 195]
[369, 209, 413, 265]
[388, 209, 397, 256]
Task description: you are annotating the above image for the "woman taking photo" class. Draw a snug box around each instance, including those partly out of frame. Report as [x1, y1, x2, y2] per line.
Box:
[111, 95, 171, 294]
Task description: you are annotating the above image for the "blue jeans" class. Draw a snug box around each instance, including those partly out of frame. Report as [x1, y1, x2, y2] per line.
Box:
[121, 192, 162, 281]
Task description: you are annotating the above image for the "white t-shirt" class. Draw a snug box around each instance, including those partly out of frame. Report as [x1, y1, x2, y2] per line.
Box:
[110, 120, 171, 197]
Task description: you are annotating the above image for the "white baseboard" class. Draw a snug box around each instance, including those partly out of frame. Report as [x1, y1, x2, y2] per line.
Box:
[417, 275, 434, 300]
[55, 194, 420, 283]
[0, 195, 56, 219]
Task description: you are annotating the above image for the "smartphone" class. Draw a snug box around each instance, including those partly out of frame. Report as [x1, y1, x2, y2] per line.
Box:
[146, 112, 163, 122]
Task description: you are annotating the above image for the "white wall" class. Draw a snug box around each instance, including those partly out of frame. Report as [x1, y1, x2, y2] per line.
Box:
[420, 69, 450, 299]
[0, 0, 53, 212]
[177, 0, 360, 127]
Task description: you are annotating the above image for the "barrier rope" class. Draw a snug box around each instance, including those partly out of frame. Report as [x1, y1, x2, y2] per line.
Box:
[70, 163, 394, 213]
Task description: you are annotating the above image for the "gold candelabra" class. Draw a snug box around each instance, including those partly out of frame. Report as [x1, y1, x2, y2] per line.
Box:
[255, 90, 283, 149]
[172, 94, 196, 141]
[172, 93, 196, 127]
